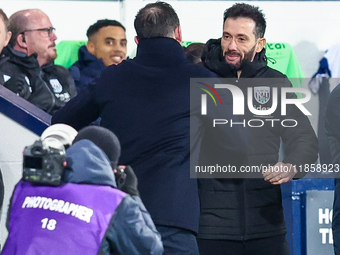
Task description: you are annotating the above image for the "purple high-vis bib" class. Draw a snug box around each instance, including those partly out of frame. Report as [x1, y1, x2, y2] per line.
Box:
[2, 180, 126, 255]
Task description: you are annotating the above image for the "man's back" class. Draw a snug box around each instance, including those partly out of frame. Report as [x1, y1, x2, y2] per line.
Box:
[54, 37, 217, 233]
[53, 3, 248, 254]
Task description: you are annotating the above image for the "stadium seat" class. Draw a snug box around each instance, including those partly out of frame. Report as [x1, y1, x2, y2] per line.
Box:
[54, 40, 87, 68]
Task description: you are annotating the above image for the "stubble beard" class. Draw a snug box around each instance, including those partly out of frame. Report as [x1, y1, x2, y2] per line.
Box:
[224, 44, 257, 71]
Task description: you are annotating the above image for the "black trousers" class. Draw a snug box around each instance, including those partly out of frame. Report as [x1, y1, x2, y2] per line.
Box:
[156, 225, 199, 255]
[197, 234, 290, 255]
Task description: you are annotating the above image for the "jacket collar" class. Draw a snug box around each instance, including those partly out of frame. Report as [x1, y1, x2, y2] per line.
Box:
[134, 37, 186, 67]
[202, 38, 268, 78]
[3, 45, 40, 69]
[78, 45, 106, 69]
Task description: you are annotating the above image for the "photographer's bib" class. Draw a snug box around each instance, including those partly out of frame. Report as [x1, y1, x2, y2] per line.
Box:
[2, 180, 126, 255]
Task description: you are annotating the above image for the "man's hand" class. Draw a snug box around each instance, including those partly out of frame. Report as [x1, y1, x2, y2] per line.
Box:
[263, 162, 297, 185]
[114, 165, 140, 196]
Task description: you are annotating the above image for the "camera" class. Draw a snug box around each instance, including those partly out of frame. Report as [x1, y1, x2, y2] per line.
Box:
[22, 138, 66, 186]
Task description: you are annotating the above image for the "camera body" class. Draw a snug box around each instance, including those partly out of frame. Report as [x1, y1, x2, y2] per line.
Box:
[22, 139, 66, 186]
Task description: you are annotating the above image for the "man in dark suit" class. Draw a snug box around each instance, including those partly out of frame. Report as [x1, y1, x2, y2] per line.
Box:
[52, 2, 247, 254]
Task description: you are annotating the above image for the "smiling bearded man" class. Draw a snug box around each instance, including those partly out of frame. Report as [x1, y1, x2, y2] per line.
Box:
[198, 3, 318, 255]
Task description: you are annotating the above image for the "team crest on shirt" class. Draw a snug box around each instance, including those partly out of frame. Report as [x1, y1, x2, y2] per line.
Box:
[49, 79, 63, 93]
[254, 86, 270, 104]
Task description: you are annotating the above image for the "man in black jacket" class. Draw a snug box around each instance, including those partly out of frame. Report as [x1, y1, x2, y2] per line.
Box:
[325, 84, 340, 255]
[0, 9, 77, 115]
[69, 19, 127, 93]
[52, 2, 248, 254]
[197, 3, 318, 255]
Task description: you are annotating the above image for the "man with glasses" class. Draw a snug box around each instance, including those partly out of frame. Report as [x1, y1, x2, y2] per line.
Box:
[69, 19, 127, 93]
[0, 9, 77, 115]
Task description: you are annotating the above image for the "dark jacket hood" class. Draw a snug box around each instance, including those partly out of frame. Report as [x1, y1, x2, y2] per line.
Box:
[42, 62, 56, 73]
[202, 38, 268, 78]
[63, 139, 117, 187]
[68, 46, 106, 92]
[2, 45, 40, 70]
[78, 45, 104, 66]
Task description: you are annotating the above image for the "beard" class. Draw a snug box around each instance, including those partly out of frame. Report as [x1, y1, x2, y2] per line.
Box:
[224, 44, 257, 71]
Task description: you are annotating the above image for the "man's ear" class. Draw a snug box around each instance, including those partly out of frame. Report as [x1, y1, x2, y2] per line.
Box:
[86, 41, 95, 55]
[174, 26, 182, 44]
[17, 34, 27, 48]
[134, 36, 139, 45]
[4, 31, 12, 47]
[256, 38, 266, 53]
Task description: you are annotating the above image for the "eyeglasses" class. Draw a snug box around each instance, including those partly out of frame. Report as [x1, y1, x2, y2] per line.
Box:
[21, 27, 56, 37]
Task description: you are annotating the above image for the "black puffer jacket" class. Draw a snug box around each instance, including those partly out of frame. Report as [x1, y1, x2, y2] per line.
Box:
[198, 38, 319, 240]
[326, 84, 340, 173]
[325, 84, 340, 255]
[0, 45, 77, 114]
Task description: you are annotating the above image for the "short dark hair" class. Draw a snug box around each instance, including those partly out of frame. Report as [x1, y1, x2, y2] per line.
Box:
[134, 1, 180, 40]
[0, 9, 9, 31]
[223, 3, 266, 38]
[184, 43, 205, 64]
[86, 19, 125, 40]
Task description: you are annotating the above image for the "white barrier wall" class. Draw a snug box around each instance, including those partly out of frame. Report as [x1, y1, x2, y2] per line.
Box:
[0, 113, 39, 247]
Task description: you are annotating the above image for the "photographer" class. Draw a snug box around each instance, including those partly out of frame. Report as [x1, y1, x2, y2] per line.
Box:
[2, 125, 163, 255]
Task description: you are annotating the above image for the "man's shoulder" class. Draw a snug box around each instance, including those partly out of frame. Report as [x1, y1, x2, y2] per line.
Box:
[51, 64, 70, 72]
[0, 56, 27, 83]
[261, 65, 287, 79]
[0, 55, 16, 72]
[173, 62, 217, 80]
[0, 53, 21, 70]
[329, 83, 340, 102]
[0, 54, 9, 66]
[44, 64, 73, 77]
[100, 55, 217, 81]
[68, 61, 81, 81]
[69, 60, 81, 71]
